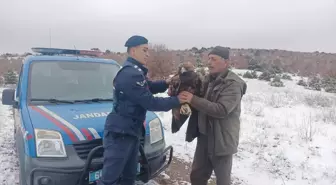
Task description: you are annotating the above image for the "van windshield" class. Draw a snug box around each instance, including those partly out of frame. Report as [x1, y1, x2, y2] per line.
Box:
[28, 61, 120, 103]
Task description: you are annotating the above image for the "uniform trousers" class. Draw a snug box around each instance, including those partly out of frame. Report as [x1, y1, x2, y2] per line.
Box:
[98, 131, 140, 185]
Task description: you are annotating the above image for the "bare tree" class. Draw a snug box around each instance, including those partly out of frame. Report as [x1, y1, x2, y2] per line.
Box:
[146, 44, 174, 80]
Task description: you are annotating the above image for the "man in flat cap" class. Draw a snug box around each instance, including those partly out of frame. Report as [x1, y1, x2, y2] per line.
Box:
[179, 46, 247, 185]
[99, 35, 184, 185]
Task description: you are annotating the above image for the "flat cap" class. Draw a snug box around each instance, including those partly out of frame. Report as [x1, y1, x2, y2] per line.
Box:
[208, 46, 230, 60]
[124, 35, 148, 48]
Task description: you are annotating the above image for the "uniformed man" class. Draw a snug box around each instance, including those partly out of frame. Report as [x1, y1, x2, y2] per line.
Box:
[98, 35, 184, 185]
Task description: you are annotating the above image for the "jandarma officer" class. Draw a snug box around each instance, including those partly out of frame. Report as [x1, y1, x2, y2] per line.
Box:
[98, 35, 186, 185]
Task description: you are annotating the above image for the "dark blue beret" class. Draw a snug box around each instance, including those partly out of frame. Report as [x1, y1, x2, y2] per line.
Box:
[124, 35, 148, 48]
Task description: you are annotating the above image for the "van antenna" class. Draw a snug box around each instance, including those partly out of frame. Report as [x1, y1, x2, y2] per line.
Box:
[74, 45, 79, 59]
[49, 28, 52, 47]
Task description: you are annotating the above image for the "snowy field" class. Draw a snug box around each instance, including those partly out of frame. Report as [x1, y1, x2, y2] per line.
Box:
[1, 69, 336, 185]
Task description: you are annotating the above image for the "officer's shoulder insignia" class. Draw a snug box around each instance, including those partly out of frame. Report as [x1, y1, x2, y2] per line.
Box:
[133, 65, 142, 72]
[136, 80, 146, 87]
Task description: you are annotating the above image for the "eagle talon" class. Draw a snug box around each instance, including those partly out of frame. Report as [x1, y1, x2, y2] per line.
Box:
[180, 104, 191, 115]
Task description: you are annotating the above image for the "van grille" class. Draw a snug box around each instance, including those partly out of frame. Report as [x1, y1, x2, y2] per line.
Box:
[73, 137, 145, 160]
[73, 139, 103, 160]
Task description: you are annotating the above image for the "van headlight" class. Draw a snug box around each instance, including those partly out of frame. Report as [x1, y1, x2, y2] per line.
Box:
[149, 118, 163, 144]
[34, 129, 67, 157]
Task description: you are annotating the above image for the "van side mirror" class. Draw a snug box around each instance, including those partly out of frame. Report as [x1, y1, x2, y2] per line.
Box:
[1, 89, 17, 107]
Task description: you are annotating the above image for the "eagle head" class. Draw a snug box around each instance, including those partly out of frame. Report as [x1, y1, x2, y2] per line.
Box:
[177, 61, 195, 75]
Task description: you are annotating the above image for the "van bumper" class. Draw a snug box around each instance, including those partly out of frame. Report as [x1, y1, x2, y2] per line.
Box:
[25, 145, 102, 185]
[25, 145, 173, 185]
[138, 145, 173, 183]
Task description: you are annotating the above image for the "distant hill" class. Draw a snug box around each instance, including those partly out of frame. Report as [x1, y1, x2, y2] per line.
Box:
[1, 46, 335, 78]
[103, 46, 336, 77]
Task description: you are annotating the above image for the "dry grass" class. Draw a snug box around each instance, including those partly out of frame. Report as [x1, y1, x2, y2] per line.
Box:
[296, 113, 318, 142]
[320, 107, 336, 124]
[303, 93, 335, 108]
[268, 93, 284, 108]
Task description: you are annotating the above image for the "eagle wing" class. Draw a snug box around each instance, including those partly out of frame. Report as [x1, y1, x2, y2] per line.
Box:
[170, 66, 202, 142]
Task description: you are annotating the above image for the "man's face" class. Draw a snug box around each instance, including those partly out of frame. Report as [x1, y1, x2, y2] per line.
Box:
[207, 54, 229, 74]
[130, 44, 149, 65]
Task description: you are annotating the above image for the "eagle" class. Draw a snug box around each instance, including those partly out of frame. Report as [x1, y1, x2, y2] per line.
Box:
[168, 62, 203, 142]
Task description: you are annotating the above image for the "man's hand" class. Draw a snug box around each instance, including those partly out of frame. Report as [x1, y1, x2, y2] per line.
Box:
[178, 91, 193, 103]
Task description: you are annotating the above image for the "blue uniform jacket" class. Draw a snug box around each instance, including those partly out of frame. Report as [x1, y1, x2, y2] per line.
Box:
[105, 57, 180, 136]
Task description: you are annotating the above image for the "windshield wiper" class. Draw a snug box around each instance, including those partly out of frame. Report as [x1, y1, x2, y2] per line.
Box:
[74, 98, 113, 103]
[30, 98, 74, 104]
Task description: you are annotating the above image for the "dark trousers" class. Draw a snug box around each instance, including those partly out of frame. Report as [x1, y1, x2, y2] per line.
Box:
[190, 134, 233, 185]
[98, 131, 140, 185]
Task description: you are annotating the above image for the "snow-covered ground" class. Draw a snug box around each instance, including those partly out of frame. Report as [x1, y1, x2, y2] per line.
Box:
[0, 89, 20, 185]
[1, 69, 336, 185]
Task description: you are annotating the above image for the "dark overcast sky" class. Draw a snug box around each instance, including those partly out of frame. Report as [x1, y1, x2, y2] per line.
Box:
[0, 0, 335, 54]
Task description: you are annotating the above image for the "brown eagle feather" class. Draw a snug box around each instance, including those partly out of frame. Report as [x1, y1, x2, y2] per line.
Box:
[168, 62, 202, 142]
